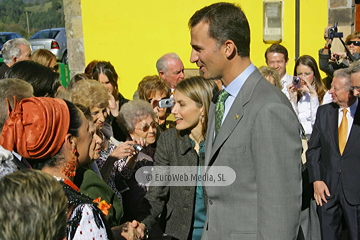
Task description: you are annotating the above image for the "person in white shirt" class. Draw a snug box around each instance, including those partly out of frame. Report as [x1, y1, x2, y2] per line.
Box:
[288, 55, 332, 138]
[265, 44, 292, 98]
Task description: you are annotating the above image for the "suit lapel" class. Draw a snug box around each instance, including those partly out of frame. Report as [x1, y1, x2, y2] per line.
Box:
[206, 70, 262, 168]
[205, 102, 216, 167]
[343, 102, 360, 155]
[328, 103, 340, 154]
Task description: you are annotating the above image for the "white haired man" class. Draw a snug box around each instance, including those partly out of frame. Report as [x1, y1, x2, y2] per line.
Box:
[156, 52, 185, 91]
[0, 38, 31, 79]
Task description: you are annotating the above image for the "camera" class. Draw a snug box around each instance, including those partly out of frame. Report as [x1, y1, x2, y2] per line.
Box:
[158, 98, 174, 108]
[327, 22, 343, 39]
[133, 144, 143, 152]
[293, 76, 301, 89]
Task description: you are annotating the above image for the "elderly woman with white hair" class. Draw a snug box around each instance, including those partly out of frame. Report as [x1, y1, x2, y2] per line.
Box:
[118, 99, 157, 223]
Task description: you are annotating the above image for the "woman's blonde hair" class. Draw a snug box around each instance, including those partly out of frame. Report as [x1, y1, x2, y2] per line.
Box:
[30, 49, 57, 68]
[345, 32, 360, 43]
[70, 79, 110, 109]
[258, 66, 282, 90]
[175, 76, 218, 138]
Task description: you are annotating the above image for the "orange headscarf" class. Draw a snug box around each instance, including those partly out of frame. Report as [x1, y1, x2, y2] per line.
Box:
[0, 97, 70, 160]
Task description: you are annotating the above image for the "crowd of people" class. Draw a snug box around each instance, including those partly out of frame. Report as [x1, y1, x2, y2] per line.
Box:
[1, 2, 360, 240]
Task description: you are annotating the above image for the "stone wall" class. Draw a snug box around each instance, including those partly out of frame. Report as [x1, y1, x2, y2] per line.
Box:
[62, 0, 85, 78]
[328, 0, 355, 52]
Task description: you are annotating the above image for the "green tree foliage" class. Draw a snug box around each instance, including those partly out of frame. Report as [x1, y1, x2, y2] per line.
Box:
[0, 0, 64, 38]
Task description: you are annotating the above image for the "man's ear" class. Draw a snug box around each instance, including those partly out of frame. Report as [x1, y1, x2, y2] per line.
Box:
[224, 40, 236, 59]
[285, 58, 289, 66]
[159, 71, 166, 80]
[11, 56, 17, 64]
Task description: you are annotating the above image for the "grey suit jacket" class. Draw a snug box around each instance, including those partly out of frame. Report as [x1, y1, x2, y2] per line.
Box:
[202, 69, 302, 240]
[139, 128, 206, 240]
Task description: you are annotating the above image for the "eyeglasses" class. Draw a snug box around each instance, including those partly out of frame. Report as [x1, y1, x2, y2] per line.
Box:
[135, 121, 158, 132]
[350, 86, 360, 91]
[346, 41, 360, 46]
[52, 64, 59, 72]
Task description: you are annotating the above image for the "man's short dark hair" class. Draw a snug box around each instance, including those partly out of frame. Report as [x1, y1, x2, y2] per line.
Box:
[188, 2, 250, 57]
[265, 44, 289, 62]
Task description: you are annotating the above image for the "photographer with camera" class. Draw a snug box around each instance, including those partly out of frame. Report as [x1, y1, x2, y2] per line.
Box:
[288, 55, 332, 138]
[319, 23, 360, 82]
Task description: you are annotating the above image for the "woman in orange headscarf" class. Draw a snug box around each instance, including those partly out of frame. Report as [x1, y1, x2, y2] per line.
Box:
[0, 97, 144, 240]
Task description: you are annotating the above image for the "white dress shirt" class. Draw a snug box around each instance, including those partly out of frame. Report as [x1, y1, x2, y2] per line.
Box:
[292, 92, 319, 135]
[291, 91, 332, 135]
[281, 73, 293, 100]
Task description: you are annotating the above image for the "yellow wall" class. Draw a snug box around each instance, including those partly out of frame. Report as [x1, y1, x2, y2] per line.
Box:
[81, 0, 328, 99]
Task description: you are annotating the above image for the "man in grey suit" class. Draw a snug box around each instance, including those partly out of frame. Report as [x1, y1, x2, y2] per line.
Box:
[189, 3, 302, 240]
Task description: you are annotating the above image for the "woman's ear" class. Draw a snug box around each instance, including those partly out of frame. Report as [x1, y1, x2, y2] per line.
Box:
[63, 133, 76, 152]
[129, 132, 135, 140]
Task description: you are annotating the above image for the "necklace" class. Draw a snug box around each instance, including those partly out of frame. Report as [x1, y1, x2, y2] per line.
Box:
[53, 176, 80, 192]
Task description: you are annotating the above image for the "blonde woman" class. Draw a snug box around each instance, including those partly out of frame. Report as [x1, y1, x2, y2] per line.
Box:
[30, 49, 58, 72]
[258, 66, 282, 90]
[139, 76, 218, 240]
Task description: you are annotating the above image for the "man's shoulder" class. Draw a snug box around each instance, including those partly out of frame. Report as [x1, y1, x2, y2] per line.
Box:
[0, 63, 9, 78]
[252, 77, 292, 104]
[318, 102, 337, 113]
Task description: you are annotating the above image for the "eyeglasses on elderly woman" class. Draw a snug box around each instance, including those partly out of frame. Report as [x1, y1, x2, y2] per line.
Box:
[135, 121, 158, 132]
